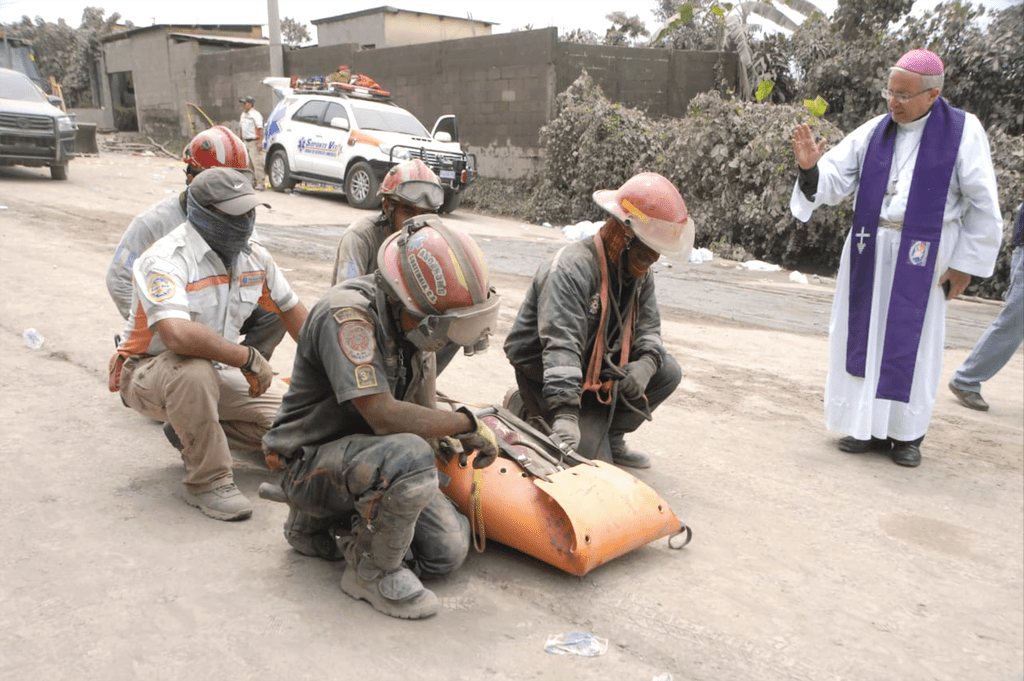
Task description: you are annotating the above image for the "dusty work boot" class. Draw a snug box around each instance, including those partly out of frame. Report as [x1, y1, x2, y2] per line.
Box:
[340, 532, 438, 619]
[283, 507, 344, 561]
[183, 482, 253, 521]
[609, 434, 651, 469]
[502, 388, 527, 420]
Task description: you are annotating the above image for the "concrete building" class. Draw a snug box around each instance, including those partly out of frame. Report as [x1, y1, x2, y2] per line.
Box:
[312, 6, 494, 49]
[95, 25, 266, 135]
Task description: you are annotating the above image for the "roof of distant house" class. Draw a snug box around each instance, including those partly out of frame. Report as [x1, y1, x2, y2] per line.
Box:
[311, 5, 496, 27]
[101, 24, 265, 44]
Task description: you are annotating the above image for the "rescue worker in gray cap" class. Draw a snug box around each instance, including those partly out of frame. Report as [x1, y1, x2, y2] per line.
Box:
[114, 167, 308, 521]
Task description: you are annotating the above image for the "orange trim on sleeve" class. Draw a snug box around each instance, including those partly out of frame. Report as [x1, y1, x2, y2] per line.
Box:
[119, 305, 154, 357]
[259, 281, 282, 314]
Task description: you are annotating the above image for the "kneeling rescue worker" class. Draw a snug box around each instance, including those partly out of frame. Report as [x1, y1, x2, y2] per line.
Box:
[503, 172, 692, 469]
[262, 216, 502, 619]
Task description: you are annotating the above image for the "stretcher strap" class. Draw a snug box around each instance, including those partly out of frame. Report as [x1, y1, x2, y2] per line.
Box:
[470, 468, 486, 552]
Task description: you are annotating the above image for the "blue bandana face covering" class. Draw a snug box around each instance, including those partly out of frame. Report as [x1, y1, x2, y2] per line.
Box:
[186, 190, 255, 268]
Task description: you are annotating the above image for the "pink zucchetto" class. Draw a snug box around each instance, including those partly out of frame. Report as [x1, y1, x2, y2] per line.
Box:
[895, 48, 944, 75]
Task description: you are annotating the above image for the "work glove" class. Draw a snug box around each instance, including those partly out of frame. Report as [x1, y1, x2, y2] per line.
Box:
[618, 355, 658, 402]
[429, 436, 461, 463]
[454, 407, 499, 469]
[550, 410, 581, 452]
[241, 346, 273, 397]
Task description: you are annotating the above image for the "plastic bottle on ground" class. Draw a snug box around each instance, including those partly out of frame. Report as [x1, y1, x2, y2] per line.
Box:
[23, 328, 44, 349]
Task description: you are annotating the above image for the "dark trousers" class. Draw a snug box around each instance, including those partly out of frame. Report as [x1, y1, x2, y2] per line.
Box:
[514, 353, 682, 462]
[280, 432, 470, 577]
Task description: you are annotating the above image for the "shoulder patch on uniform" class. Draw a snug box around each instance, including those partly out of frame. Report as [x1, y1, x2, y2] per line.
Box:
[355, 364, 378, 389]
[146, 273, 176, 302]
[333, 307, 370, 325]
[339, 262, 360, 281]
[338, 320, 375, 364]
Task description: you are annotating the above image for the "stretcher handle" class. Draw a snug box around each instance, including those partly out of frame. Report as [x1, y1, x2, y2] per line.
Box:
[668, 523, 693, 550]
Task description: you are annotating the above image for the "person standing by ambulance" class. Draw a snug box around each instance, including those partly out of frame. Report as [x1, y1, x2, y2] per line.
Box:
[239, 96, 265, 190]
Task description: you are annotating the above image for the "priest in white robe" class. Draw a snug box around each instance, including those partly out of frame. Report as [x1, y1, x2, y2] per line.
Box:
[789, 48, 1003, 468]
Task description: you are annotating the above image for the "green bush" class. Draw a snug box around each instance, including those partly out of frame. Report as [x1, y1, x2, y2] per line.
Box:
[652, 90, 848, 274]
[519, 72, 1022, 298]
[527, 73, 850, 275]
[524, 71, 666, 224]
[971, 128, 1024, 299]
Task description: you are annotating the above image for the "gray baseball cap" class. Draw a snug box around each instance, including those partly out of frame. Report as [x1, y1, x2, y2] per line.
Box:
[189, 167, 270, 215]
[239, 96, 255, 104]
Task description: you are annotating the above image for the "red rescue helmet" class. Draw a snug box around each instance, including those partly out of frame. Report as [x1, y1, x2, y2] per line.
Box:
[377, 215, 500, 352]
[182, 125, 250, 175]
[593, 172, 695, 260]
[378, 158, 444, 210]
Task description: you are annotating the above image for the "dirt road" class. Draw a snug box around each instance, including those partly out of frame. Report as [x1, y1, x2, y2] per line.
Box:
[1, 153, 1021, 681]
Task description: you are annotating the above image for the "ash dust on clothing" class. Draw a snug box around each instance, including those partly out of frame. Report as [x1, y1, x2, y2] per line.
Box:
[106, 194, 284, 357]
[107, 192, 188, 319]
[504, 237, 669, 413]
[263, 277, 469, 576]
[119, 351, 286, 492]
[331, 213, 390, 286]
[330, 214, 462, 373]
[114, 220, 300, 492]
[117, 223, 297, 358]
[503, 236, 681, 460]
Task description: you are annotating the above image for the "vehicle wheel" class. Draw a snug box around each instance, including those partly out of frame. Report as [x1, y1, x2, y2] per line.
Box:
[344, 161, 381, 210]
[50, 164, 68, 180]
[268, 149, 296, 191]
[439, 188, 462, 215]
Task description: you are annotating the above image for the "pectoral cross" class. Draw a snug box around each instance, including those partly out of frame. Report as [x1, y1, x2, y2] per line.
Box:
[855, 226, 870, 255]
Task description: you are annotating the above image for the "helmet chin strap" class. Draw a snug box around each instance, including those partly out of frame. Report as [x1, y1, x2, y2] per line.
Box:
[382, 198, 398, 229]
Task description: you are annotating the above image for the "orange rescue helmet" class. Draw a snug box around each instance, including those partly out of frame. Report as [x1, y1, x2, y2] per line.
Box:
[378, 159, 444, 210]
[182, 125, 250, 175]
[376, 215, 500, 352]
[593, 172, 695, 260]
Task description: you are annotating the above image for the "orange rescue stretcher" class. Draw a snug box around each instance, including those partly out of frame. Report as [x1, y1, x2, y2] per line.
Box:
[436, 404, 691, 576]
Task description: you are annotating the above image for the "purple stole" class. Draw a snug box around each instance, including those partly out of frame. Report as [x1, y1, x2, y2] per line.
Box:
[846, 97, 965, 403]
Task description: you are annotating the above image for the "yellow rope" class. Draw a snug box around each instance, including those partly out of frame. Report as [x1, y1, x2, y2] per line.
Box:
[470, 467, 486, 552]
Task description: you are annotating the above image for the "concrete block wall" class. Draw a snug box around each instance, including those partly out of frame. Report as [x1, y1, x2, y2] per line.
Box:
[557, 43, 735, 119]
[195, 46, 272, 136]
[556, 43, 672, 117]
[183, 29, 735, 179]
[336, 28, 557, 179]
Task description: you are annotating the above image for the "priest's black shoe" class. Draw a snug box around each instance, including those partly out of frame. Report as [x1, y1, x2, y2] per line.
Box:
[837, 436, 891, 453]
[891, 442, 921, 467]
